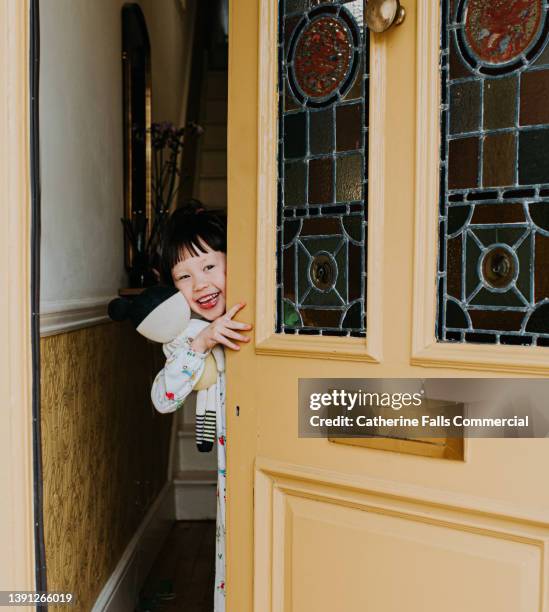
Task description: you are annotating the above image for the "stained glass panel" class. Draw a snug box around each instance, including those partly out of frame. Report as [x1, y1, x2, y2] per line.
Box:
[276, 0, 369, 336]
[437, 0, 549, 345]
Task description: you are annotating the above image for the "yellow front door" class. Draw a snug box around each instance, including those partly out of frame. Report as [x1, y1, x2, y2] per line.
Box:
[227, 1, 549, 610]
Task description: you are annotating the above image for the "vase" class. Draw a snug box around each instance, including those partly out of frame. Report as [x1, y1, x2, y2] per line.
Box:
[128, 254, 158, 288]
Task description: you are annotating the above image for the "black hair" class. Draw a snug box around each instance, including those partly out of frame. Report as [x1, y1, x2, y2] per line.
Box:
[161, 199, 226, 284]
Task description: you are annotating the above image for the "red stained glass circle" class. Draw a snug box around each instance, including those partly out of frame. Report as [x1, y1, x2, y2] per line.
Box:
[465, 0, 544, 65]
[292, 16, 354, 100]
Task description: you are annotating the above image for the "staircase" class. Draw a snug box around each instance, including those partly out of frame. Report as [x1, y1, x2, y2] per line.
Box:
[174, 393, 217, 520]
[194, 69, 228, 212]
[173, 67, 227, 520]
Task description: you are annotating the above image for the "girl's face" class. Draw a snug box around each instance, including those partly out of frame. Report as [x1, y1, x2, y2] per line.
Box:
[171, 240, 227, 321]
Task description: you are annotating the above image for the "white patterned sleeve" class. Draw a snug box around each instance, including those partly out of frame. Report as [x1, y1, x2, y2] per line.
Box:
[151, 335, 210, 414]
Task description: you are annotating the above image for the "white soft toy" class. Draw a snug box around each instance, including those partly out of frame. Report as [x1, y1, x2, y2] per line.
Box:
[108, 286, 223, 452]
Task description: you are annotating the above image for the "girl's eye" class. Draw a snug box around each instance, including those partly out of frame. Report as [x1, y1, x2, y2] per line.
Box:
[205, 264, 215, 271]
[177, 274, 190, 281]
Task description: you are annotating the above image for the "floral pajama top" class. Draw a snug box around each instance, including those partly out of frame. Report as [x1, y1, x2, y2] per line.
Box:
[151, 329, 226, 611]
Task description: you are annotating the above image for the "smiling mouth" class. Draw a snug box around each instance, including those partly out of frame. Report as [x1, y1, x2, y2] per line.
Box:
[195, 292, 221, 309]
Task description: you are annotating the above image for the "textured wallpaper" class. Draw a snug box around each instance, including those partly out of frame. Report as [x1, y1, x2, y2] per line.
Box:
[40, 322, 172, 611]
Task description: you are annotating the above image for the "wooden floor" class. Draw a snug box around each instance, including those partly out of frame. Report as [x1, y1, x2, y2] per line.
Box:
[137, 521, 216, 612]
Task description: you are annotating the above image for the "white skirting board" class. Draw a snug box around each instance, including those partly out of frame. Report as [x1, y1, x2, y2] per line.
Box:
[91, 482, 175, 612]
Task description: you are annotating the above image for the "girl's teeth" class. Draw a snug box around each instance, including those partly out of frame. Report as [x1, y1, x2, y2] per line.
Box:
[199, 293, 218, 303]
[197, 293, 219, 308]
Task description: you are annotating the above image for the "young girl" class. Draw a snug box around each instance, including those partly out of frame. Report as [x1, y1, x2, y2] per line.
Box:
[152, 202, 252, 611]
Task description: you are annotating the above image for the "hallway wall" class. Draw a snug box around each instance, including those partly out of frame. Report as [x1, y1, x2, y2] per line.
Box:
[40, 0, 195, 307]
[41, 323, 170, 611]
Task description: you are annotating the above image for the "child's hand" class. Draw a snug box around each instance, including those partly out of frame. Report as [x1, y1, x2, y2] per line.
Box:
[190, 302, 253, 353]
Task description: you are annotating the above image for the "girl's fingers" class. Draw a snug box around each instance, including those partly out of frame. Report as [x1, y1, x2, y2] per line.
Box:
[224, 319, 253, 330]
[220, 328, 250, 342]
[225, 302, 247, 320]
[218, 336, 240, 351]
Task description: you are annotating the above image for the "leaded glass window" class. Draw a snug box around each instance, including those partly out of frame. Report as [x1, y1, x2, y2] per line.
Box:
[276, 0, 369, 336]
[438, 0, 549, 346]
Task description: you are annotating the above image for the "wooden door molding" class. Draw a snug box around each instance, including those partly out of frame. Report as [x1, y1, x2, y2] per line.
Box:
[412, 0, 549, 376]
[255, 456, 549, 526]
[255, 0, 385, 364]
[255, 457, 549, 612]
[0, 0, 35, 592]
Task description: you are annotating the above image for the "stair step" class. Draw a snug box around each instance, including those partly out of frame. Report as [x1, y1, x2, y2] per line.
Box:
[200, 99, 227, 122]
[173, 470, 217, 485]
[199, 173, 227, 180]
[202, 124, 227, 150]
[174, 471, 217, 520]
[206, 93, 228, 103]
[197, 177, 227, 209]
[178, 423, 195, 439]
[205, 71, 228, 101]
[199, 150, 227, 177]
[201, 146, 227, 153]
[201, 120, 227, 127]
[179, 395, 196, 428]
[177, 426, 217, 471]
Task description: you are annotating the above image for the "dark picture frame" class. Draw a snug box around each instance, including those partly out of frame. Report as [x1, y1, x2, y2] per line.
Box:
[122, 4, 152, 273]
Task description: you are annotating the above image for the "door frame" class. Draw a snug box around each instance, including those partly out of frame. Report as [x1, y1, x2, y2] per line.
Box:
[0, 0, 35, 595]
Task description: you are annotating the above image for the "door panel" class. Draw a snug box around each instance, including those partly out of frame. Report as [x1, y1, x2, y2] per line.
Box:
[256, 459, 544, 612]
[227, 1, 549, 611]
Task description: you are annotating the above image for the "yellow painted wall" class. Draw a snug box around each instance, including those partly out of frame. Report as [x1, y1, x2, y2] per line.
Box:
[40, 323, 171, 611]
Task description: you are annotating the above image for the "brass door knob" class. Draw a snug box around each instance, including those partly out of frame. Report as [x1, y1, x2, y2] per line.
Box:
[365, 0, 406, 33]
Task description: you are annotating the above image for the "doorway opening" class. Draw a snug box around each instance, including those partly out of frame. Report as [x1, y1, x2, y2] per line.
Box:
[37, 0, 228, 609]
